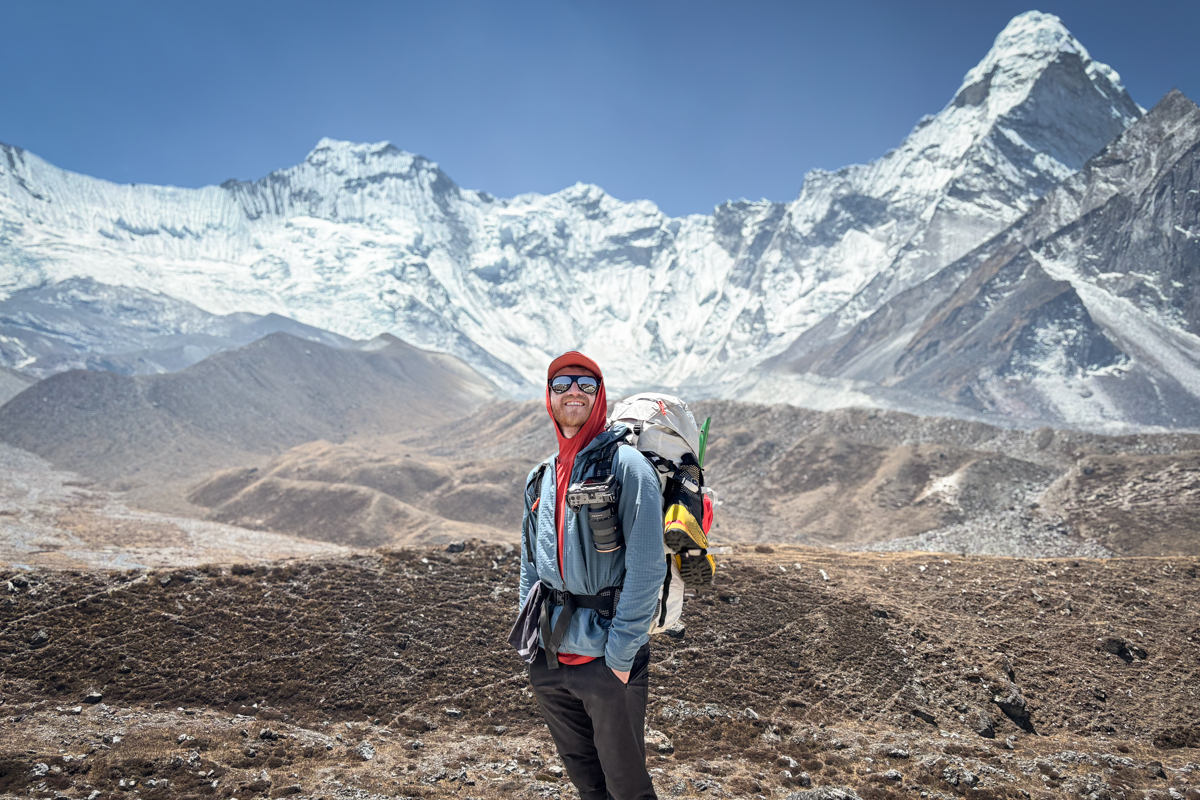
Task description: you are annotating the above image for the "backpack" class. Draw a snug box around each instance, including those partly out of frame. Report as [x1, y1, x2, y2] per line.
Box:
[523, 393, 716, 636]
[610, 393, 716, 634]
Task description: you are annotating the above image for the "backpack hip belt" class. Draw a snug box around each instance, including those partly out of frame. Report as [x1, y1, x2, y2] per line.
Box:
[538, 582, 621, 669]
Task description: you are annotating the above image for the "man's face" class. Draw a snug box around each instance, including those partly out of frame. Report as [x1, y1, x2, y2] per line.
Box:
[549, 366, 597, 434]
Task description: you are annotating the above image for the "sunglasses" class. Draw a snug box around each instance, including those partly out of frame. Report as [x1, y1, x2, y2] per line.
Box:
[548, 375, 600, 395]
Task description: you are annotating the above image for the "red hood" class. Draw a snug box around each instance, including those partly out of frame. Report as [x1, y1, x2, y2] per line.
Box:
[545, 351, 608, 575]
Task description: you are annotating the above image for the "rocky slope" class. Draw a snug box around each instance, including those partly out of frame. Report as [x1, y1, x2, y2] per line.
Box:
[0, 13, 1152, 418]
[174, 398, 1200, 557]
[0, 545, 1197, 799]
[770, 90, 1200, 430]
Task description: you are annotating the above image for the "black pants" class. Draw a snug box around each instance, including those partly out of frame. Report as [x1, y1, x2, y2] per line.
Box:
[528, 644, 656, 800]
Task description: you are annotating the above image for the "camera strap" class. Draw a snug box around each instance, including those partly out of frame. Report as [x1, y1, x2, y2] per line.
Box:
[588, 439, 624, 485]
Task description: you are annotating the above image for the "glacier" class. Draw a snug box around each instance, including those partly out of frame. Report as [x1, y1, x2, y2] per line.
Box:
[0, 12, 1162, 410]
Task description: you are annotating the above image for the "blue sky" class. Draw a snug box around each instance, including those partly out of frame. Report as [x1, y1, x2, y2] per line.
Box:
[2, 0, 1197, 217]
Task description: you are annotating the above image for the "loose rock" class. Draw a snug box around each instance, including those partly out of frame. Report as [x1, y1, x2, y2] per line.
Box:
[991, 679, 1035, 732]
[967, 707, 995, 738]
[786, 787, 859, 800]
[645, 729, 674, 754]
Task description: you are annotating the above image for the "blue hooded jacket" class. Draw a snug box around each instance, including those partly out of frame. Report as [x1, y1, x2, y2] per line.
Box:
[518, 423, 667, 672]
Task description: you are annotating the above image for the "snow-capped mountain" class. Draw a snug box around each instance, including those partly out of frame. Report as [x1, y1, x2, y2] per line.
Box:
[0, 12, 1164, 418]
[771, 90, 1200, 429]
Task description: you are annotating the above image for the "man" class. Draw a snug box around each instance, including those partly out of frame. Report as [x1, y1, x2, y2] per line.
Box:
[518, 351, 665, 800]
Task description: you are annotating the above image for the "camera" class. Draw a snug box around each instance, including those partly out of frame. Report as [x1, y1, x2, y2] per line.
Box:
[567, 475, 622, 552]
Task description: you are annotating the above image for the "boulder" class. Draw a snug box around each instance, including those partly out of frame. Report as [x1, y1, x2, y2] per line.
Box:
[991, 679, 1035, 733]
[967, 708, 995, 738]
[942, 766, 979, 787]
[1100, 637, 1148, 663]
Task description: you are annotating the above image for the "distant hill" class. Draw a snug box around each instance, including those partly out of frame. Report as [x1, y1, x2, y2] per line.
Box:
[0, 332, 498, 492]
[689, 400, 1200, 556]
[0, 277, 356, 379]
[0, 366, 33, 405]
[182, 397, 1200, 556]
[187, 439, 522, 547]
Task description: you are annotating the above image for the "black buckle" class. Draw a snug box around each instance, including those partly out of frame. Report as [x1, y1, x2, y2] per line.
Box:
[544, 586, 621, 620]
[593, 586, 621, 620]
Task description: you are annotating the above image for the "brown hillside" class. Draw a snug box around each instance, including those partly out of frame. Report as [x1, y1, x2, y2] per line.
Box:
[185, 433, 534, 546]
[178, 399, 1200, 556]
[401, 400, 1200, 555]
[0, 333, 497, 494]
[691, 401, 1200, 553]
[1040, 452, 1200, 556]
[0, 441, 353, 570]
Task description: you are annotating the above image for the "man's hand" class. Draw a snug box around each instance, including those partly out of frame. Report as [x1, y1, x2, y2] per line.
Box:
[611, 668, 630, 684]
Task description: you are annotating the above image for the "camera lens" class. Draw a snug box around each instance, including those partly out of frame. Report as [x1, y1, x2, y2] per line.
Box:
[588, 505, 621, 552]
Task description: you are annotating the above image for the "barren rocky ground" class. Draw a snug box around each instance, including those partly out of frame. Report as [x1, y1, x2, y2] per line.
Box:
[2, 543, 1197, 799]
[0, 443, 353, 570]
[3, 360, 1199, 799]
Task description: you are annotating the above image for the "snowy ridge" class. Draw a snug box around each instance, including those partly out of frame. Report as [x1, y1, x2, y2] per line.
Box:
[828, 11, 1141, 327]
[0, 12, 1166, 421]
[769, 90, 1200, 430]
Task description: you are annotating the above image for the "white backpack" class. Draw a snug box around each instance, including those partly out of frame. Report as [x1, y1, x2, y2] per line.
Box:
[610, 393, 716, 634]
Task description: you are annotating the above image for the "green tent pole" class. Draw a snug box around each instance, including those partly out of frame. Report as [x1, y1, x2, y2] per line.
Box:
[698, 416, 711, 468]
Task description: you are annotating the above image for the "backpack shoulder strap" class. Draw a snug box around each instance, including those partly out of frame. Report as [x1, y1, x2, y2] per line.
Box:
[587, 436, 628, 481]
[523, 459, 550, 562]
[526, 460, 549, 507]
